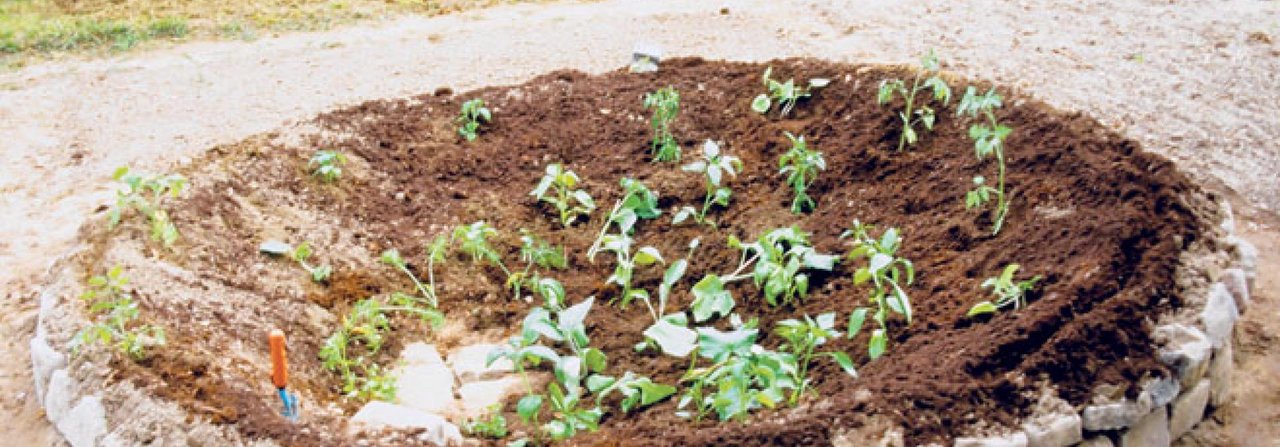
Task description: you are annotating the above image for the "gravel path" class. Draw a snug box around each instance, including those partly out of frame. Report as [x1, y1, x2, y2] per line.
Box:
[1, 0, 1276, 444]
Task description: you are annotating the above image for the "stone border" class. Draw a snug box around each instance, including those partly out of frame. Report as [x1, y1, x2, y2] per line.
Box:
[29, 198, 1254, 446]
[951, 200, 1255, 447]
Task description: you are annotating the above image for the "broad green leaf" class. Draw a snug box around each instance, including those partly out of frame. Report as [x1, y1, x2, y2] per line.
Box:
[673, 207, 695, 225]
[869, 253, 893, 274]
[558, 297, 595, 333]
[584, 348, 608, 373]
[847, 308, 868, 339]
[802, 251, 837, 271]
[517, 395, 543, 423]
[967, 301, 999, 316]
[586, 374, 616, 394]
[643, 319, 697, 357]
[691, 275, 735, 323]
[522, 307, 562, 343]
[868, 329, 887, 360]
[826, 351, 858, 378]
[751, 95, 771, 114]
[638, 381, 677, 406]
[696, 326, 757, 362]
[635, 247, 664, 266]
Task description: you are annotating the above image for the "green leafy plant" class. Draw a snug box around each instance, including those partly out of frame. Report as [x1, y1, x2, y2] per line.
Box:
[967, 264, 1041, 316]
[877, 49, 952, 151]
[320, 296, 442, 401]
[675, 317, 796, 422]
[71, 266, 165, 360]
[674, 140, 742, 225]
[380, 240, 448, 309]
[778, 132, 826, 214]
[735, 227, 837, 307]
[956, 86, 1014, 235]
[456, 98, 492, 141]
[462, 405, 509, 439]
[588, 371, 677, 414]
[597, 233, 663, 308]
[773, 312, 857, 405]
[842, 220, 914, 360]
[751, 67, 830, 117]
[643, 86, 682, 162]
[453, 221, 511, 277]
[639, 238, 698, 323]
[530, 163, 596, 227]
[507, 230, 567, 300]
[309, 150, 347, 182]
[288, 242, 332, 283]
[108, 166, 186, 248]
[586, 178, 662, 261]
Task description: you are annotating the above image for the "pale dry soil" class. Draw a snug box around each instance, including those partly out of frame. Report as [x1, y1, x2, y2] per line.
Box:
[0, 0, 1277, 444]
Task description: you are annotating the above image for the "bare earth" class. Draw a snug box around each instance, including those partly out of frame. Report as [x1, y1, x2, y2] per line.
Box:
[1, 0, 1277, 444]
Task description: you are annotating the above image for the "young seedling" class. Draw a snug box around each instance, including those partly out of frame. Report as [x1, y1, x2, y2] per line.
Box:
[643, 86, 682, 162]
[735, 227, 837, 307]
[308, 150, 347, 183]
[842, 220, 914, 360]
[530, 163, 596, 227]
[778, 132, 826, 214]
[380, 243, 445, 309]
[508, 230, 567, 300]
[108, 166, 186, 248]
[956, 86, 1014, 235]
[773, 312, 858, 405]
[462, 405, 509, 439]
[676, 317, 798, 422]
[456, 98, 492, 141]
[674, 140, 742, 226]
[586, 178, 661, 261]
[597, 233, 663, 308]
[967, 264, 1041, 316]
[639, 238, 699, 323]
[588, 371, 677, 414]
[320, 293, 443, 401]
[453, 221, 511, 277]
[751, 67, 831, 117]
[877, 49, 952, 151]
[71, 266, 166, 361]
[288, 242, 332, 283]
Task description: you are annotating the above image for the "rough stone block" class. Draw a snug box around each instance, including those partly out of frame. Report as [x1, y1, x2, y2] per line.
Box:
[1170, 380, 1210, 438]
[30, 335, 66, 405]
[1141, 376, 1180, 408]
[1119, 406, 1169, 447]
[448, 343, 513, 383]
[953, 431, 1028, 447]
[1220, 268, 1250, 313]
[1200, 283, 1239, 349]
[58, 396, 107, 447]
[1023, 411, 1082, 447]
[1208, 342, 1233, 408]
[392, 343, 456, 414]
[45, 369, 76, 423]
[1153, 324, 1212, 389]
[1225, 235, 1257, 290]
[351, 401, 462, 447]
[1080, 436, 1115, 447]
[458, 377, 522, 419]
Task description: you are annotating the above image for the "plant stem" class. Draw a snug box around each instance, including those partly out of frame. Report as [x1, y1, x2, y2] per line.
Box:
[985, 109, 1009, 236]
[897, 77, 922, 152]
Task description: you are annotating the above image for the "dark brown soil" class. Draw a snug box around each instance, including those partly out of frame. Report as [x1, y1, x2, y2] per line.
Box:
[97, 57, 1210, 445]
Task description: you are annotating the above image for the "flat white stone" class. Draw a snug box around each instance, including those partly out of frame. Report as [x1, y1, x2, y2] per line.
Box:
[1154, 324, 1211, 389]
[30, 335, 66, 405]
[1141, 376, 1180, 408]
[954, 432, 1028, 447]
[392, 362, 456, 414]
[1080, 436, 1115, 447]
[1200, 283, 1239, 349]
[1169, 380, 1210, 438]
[58, 396, 107, 447]
[1119, 406, 1169, 447]
[1208, 342, 1233, 408]
[458, 376, 522, 419]
[447, 343, 513, 383]
[1023, 411, 1082, 447]
[44, 369, 76, 423]
[401, 343, 446, 367]
[350, 401, 462, 447]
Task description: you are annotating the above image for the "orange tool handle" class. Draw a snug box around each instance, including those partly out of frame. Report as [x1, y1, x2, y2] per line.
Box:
[269, 329, 289, 389]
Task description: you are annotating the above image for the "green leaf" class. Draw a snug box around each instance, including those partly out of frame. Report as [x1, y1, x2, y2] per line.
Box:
[868, 329, 887, 360]
[643, 319, 697, 357]
[558, 297, 595, 333]
[847, 308, 868, 339]
[967, 301, 999, 317]
[584, 348, 608, 373]
[635, 246, 664, 266]
[637, 381, 677, 406]
[691, 275, 735, 323]
[696, 326, 757, 362]
[751, 95, 771, 114]
[826, 351, 858, 378]
[517, 395, 543, 423]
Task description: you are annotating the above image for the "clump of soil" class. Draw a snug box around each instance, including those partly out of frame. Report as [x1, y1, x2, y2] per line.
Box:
[85, 57, 1208, 445]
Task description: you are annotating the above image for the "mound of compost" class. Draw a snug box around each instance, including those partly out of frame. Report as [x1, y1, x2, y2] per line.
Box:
[88, 57, 1207, 446]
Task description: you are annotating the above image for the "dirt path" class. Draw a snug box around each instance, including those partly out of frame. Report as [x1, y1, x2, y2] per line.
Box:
[1, 0, 1276, 444]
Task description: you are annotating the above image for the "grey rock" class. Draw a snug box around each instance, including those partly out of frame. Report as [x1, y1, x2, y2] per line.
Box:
[58, 396, 107, 447]
[1080, 437, 1115, 447]
[954, 432, 1028, 447]
[1023, 410, 1082, 447]
[1218, 201, 1235, 235]
[1226, 235, 1258, 290]
[448, 343, 513, 383]
[45, 369, 76, 423]
[351, 401, 462, 447]
[391, 343, 456, 414]
[1208, 342, 1233, 408]
[1119, 406, 1169, 447]
[258, 240, 291, 256]
[1153, 324, 1212, 389]
[1220, 268, 1250, 313]
[1141, 376, 1181, 408]
[30, 335, 66, 406]
[1169, 380, 1210, 438]
[1200, 283, 1239, 349]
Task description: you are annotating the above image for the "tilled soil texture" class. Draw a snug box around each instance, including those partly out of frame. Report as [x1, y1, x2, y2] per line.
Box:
[102, 58, 1208, 445]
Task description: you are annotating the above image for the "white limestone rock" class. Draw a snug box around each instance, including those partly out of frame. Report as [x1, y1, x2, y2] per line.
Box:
[351, 401, 462, 447]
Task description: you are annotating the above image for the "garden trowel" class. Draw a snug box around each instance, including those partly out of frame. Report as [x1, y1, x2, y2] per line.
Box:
[269, 329, 300, 421]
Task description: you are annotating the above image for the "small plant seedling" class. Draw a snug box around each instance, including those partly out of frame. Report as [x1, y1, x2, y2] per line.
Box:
[842, 220, 914, 360]
[674, 140, 742, 226]
[453, 221, 511, 277]
[289, 242, 332, 283]
[877, 49, 952, 151]
[639, 238, 699, 323]
[675, 317, 797, 422]
[589, 371, 677, 414]
[778, 132, 826, 214]
[71, 266, 166, 361]
[586, 178, 662, 261]
[735, 227, 838, 307]
[597, 233, 664, 309]
[462, 405, 509, 439]
[773, 312, 858, 405]
[508, 230, 568, 300]
[309, 150, 347, 182]
[751, 67, 831, 117]
[967, 264, 1041, 316]
[320, 287, 443, 402]
[643, 86, 682, 162]
[108, 166, 186, 248]
[956, 86, 1014, 235]
[530, 163, 596, 227]
[456, 98, 492, 141]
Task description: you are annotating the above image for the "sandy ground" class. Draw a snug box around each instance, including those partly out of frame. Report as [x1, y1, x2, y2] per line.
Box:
[0, 0, 1277, 444]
